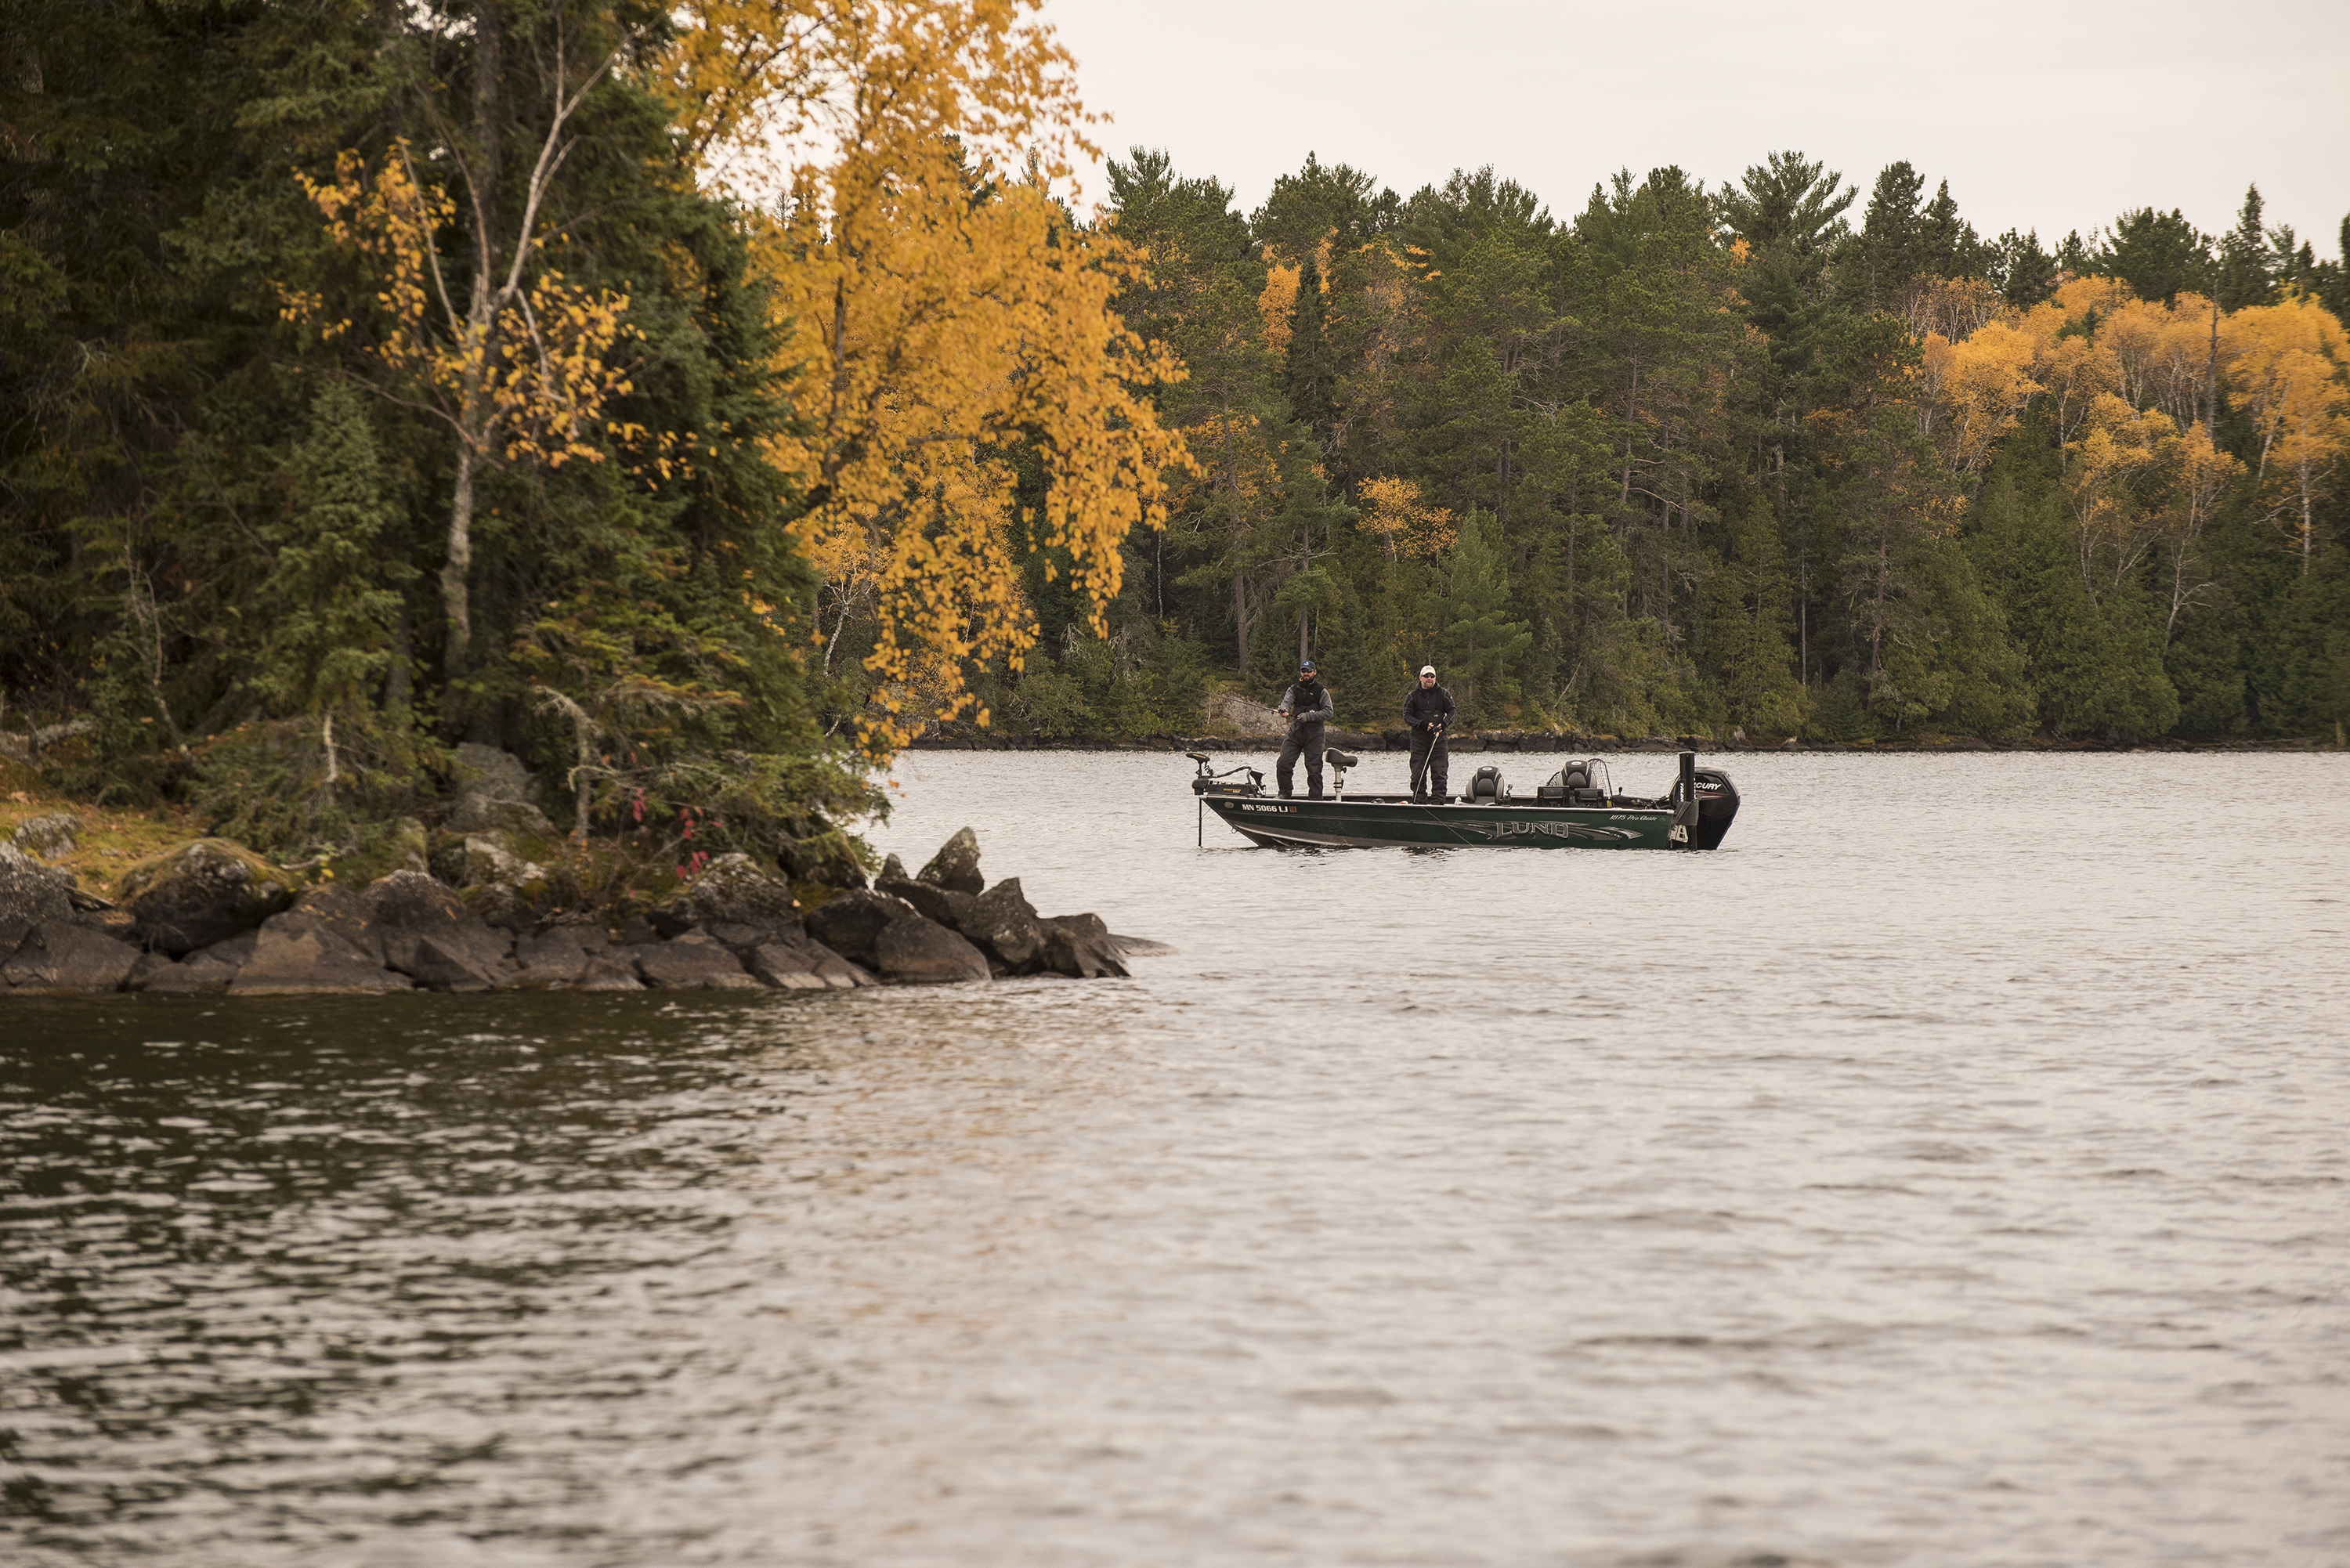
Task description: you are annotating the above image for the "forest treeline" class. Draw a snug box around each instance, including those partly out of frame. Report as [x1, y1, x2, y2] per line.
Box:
[2, 1, 2347, 878]
[995, 152, 2350, 742]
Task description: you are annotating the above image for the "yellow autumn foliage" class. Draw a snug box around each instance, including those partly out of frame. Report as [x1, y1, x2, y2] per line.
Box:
[1355, 475, 1457, 561]
[2220, 295, 2350, 567]
[663, 0, 1191, 755]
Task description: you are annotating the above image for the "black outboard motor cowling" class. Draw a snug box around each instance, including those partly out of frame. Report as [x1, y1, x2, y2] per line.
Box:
[1688, 767, 1739, 850]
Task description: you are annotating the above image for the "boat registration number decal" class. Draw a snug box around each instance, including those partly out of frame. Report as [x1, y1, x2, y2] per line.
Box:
[1239, 803, 1297, 814]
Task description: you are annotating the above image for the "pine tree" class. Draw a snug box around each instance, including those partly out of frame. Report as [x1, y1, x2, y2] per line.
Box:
[1285, 251, 1336, 447]
[255, 383, 408, 718]
[2217, 184, 2277, 309]
[1431, 508, 1531, 725]
[2102, 208, 2210, 305]
[1990, 229, 2059, 307]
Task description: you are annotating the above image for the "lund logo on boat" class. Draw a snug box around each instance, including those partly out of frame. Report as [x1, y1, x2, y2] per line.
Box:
[1475, 821, 1643, 842]
[1477, 821, 1574, 840]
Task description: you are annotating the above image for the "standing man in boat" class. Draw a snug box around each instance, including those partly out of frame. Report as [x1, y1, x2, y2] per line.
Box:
[1404, 664, 1455, 801]
[1275, 659, 1336, 798]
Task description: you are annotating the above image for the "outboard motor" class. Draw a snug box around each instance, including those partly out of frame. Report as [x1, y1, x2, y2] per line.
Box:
[1689, 765, 1740, 850]
[1664, 752, 1741, 849]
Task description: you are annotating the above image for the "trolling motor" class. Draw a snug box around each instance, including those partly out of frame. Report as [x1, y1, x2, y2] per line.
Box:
[1188, 752, 1263, 797]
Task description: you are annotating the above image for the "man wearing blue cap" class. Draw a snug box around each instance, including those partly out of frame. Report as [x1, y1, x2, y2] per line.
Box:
[1274, 659, 1334, 798]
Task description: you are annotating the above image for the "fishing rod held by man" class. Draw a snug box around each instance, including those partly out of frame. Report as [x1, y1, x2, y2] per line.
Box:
[1405, 664, 1455, 802]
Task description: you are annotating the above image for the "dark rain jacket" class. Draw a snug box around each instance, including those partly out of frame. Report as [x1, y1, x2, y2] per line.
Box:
[1278, 679, 1334, 729]
[1404, 683, 1455, 732]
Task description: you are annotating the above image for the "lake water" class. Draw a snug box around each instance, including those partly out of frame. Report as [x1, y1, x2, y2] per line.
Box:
[3, 750, 2346, 1567]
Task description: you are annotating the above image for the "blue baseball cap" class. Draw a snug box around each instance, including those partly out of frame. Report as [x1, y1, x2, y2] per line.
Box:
[1298, 660, 1318, 674]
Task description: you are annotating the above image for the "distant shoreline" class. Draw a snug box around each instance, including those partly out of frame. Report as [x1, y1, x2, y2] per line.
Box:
[909, 729, 2338, 756]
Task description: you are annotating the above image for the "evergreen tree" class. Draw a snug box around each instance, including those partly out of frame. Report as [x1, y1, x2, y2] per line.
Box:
[1285, 251, 1337, 447]
[2216, 184, 2278, 309]
[256, 382, 408, 718]
[2102, 208, 2210, 305]
[1990, 228, 2059, 307]
[1840, 161, 1927, 313]
[1430, 509, 1531, 725]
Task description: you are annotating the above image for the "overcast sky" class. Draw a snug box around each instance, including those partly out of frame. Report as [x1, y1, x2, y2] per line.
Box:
[1042, 0, 2348, 257]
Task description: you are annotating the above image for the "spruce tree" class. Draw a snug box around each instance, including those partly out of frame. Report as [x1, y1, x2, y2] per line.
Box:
[2216, 184, 2277, 309]
[1431, 509, 1531, 725]
[2101, 208, 2210, 305]
[1285, 251, 1336, 448]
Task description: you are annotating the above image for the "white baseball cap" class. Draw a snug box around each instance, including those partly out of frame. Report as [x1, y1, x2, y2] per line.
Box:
[1419, 665, 1436, 676]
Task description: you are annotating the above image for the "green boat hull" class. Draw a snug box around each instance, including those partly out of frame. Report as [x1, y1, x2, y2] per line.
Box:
[1202, 793, 1679, 850]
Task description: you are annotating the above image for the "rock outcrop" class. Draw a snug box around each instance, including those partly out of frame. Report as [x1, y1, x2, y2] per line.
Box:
[916, 826, 985, 894]
[804, 888, 919, 969]
[118, 840, 301, 954]
[447, 744, 554, 836]
[873, 915, 991, 984]
[12, 812, 80, 861]
[651, 852, 803, 937]
[2, 923, 143, 995]
[1, 843, 74, 955]
[2, 826, 1149, 998]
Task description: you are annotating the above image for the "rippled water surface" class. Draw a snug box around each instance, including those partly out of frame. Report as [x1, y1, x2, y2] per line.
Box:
[5, 750, 2347, 1567]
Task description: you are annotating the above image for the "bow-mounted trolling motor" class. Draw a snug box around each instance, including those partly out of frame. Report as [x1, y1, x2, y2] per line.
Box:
[1188, 752, 1264, 797]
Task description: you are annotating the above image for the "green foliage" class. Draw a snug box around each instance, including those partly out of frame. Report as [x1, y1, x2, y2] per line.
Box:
[1430, 510, 1531, 725]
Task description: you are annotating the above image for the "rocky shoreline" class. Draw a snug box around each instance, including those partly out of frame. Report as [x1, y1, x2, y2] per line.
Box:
[0, 826, 1147, 1001]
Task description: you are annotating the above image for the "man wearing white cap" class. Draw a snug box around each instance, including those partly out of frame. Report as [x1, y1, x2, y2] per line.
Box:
[1403, 665, 1455, 801]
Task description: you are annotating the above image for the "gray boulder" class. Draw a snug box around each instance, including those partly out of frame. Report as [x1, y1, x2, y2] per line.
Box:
[230, 918, 413, 996]
[873, 916, 990, 985]
[275, 883, 389, 965]
[2, 923, 142, 994]
[447, 743, 553, 835]
[740, 929, 875, 990]
[13, 812, 81, 861]
[131, 930, 259, 995]
[629, 930, 761, 990]
[804, 888, 917, 968]
[962, 877, 1047, 972]
[574, 952, 645, 991]
[1038, 912, 1130, 979]
[916, 826, 985, 895]
[510, 923, 611, 988]
[461, 833, 548, 890]
[875, 875, 976, 933]
[651, 853, 801, 938]
[363, 870, 515, 988]
[461, 880, 539, 934]
[118, 839, 300, 955]
[0, 841, 74, 956]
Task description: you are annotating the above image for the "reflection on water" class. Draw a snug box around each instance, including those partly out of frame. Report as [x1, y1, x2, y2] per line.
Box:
[4, 752, 2347, 1566]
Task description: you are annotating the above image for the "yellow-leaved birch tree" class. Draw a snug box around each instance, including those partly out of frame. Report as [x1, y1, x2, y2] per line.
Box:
[663, 1, 1191, 756]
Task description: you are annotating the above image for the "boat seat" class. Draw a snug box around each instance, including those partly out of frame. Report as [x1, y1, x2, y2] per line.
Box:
[1462, 764, 1505, 803]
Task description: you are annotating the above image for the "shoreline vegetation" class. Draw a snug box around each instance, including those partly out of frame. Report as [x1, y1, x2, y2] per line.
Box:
[4, 0, 2347, 985]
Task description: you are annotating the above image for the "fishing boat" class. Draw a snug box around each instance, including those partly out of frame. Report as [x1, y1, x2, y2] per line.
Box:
[1190, 748, 1739, 851]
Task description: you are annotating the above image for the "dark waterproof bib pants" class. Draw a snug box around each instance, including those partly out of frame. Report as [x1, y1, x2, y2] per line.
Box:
[1408, 729, 1449, 800]
[1278, 723, 1325, 797]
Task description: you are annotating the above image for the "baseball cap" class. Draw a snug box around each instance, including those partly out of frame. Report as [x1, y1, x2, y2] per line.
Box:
[1298, 659, 1318, 674]
[1419, 665, 1436, 676]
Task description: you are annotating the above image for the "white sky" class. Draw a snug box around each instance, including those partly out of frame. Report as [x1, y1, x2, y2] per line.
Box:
[1042, 0, 2349, 257]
